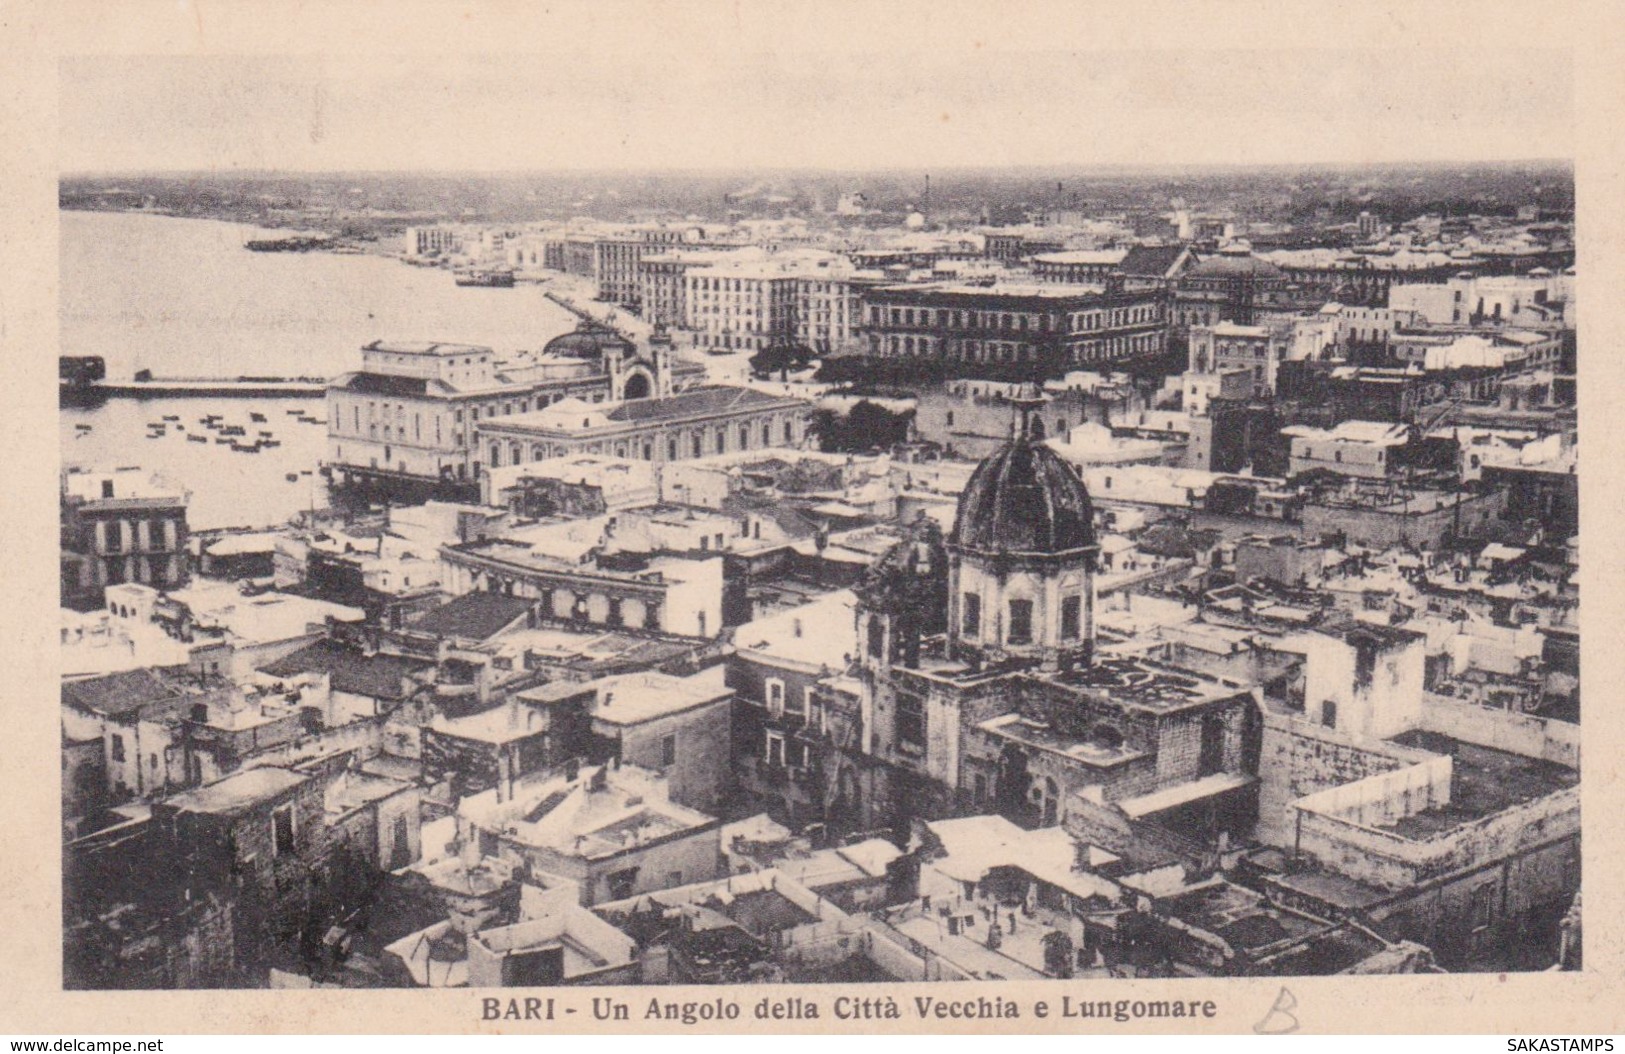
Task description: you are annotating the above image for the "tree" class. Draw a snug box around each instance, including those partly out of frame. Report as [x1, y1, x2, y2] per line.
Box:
[810, 399, 915, 453]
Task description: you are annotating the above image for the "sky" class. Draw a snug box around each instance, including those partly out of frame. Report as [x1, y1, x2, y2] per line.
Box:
[59, 49, 1574, 174]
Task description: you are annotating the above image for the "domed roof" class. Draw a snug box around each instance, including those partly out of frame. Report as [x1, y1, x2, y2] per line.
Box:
[951, 435, 1096, 556]
[543, 322, 634, 359]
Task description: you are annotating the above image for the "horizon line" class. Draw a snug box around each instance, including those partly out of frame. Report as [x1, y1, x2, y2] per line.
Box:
[59, 158, 1577, 181]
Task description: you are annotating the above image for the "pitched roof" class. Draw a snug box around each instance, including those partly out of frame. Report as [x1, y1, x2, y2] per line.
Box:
[604, 385, 798, 424]
[718, 495, 822, 540]
[339, 373, 432, 397]
[259, 639, 431, 700]
[61, 667, 190, 718]
[1118, 244, 1191, 278]
[406, 591, 534, 642]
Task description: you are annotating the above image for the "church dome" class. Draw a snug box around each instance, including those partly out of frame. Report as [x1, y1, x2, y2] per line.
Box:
[951, 435, 1096, 557]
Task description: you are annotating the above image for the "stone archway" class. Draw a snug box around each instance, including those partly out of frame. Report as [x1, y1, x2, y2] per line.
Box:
[621, 368, 654, 400]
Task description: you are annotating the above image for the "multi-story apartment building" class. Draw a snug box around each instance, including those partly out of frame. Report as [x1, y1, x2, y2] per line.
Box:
[1187, 322, 1286, 397]
[678, 251, 878, 355]
[402, 226, 461, 259]
[683, 264, 796, 353]
[858, 281, 1167, 375]
[61, 468, 189, 609]
[638, 249, 736, 328]
[593, 236, 650, 309]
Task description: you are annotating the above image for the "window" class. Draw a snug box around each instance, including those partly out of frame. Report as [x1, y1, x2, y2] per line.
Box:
[1008, 599, 1033, 645]
[109, 733, 125, 763]
[1470, 882, 1495, 930]
[786, 740, 808, 769]
[272, 804, 295, 857]
[961, 592, 981, 637]
[660, 734, 677, 768]
[765, 731, 786, 766]
[786, 685, 808, 718]
[606, 868, 639, 900]
[766, 678, 785, 715]
[1321, 700, 1338, 729]
[1061, 595, 1082, 640]
[897, 693, 925, 750]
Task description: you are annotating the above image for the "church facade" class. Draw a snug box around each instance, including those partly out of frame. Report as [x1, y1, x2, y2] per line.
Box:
[741, 393, 1263, 847]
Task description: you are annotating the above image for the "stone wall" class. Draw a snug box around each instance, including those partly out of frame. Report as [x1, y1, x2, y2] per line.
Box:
[613, 697, 732, 813]
[1421, 694, 1580, 768]
[1296, 785, 1579, 891]
[1255, 711, 1430, 847]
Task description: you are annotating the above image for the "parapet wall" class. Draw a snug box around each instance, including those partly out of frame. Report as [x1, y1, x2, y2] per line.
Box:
[1294, 753, 1453, 831]
[1421, 694, 1580, 768]
[1255, 710, 1434, 847]
[1296, 784, 1579, 891]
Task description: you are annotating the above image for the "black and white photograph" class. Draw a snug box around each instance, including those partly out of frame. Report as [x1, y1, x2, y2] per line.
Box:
[6, 0, 1615, 1038]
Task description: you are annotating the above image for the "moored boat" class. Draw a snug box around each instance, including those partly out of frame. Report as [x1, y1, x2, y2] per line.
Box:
[454, 268, 516, 288]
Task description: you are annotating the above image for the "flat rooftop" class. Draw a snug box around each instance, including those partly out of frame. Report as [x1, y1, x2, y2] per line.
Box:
[588, 672, 731, 726]
[1163, 880, 1325, 950]
[164, 767, 310, 815]
[1053, 657, 1238, 712]
[1381, 730, 1578, 838]
[980, 713, 1147, 768]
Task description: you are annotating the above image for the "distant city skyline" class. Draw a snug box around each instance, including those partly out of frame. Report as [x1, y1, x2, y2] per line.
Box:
[61, 49, 1573, 175]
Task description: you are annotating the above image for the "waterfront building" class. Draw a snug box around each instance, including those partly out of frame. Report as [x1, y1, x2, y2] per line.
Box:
[61, 467, 189, 610]
[324, 329, 700, 500]
[403, 226, 462, 259]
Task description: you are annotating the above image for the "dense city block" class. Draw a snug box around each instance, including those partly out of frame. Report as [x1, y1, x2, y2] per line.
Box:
[60, 163, 1579, 989]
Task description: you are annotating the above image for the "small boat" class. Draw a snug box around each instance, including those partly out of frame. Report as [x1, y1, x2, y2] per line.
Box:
[187, 434, 208, 443]
[74, 423, 92, 431]
[299, 469, 313, 476]
[454, 268, 516, 288]
[250, 412, 267, 423]
[286, 409, 304, 416]
[215, 437, 233, 444]
[286, 472, 300, 482]
[162, 415, 180, 422]
[231, 442, 261, 453]
[258, 430, 274, 437]
[220, 425, 246, 436]
[261, 440, 282, 448]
